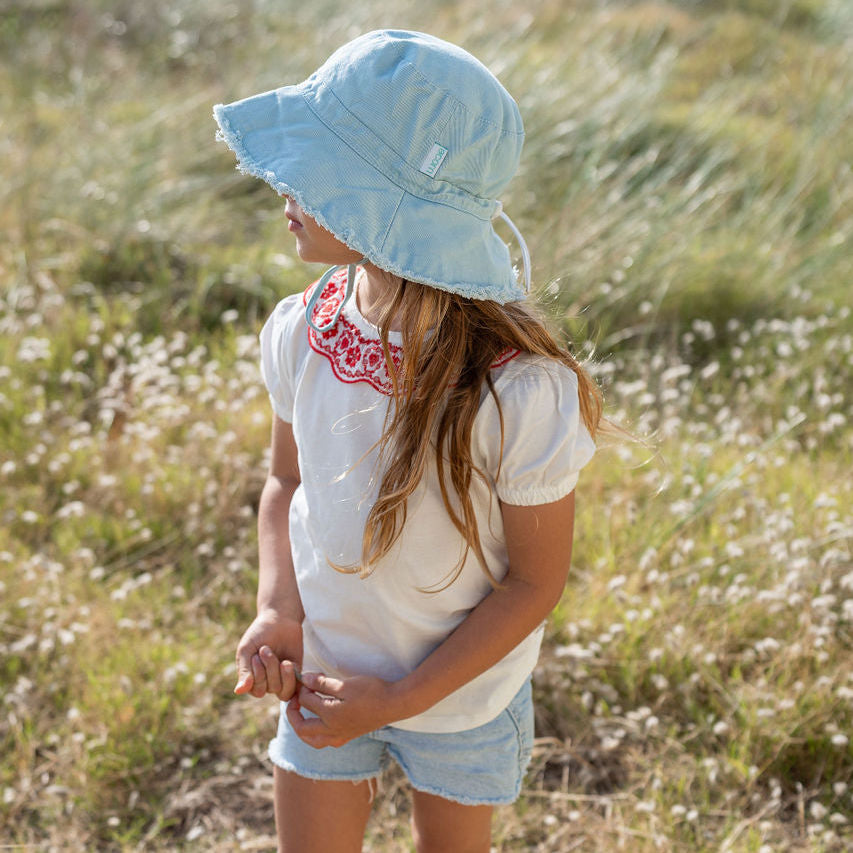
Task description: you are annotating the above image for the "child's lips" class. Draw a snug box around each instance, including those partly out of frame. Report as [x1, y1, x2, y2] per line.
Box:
[286, 213, 303, 232]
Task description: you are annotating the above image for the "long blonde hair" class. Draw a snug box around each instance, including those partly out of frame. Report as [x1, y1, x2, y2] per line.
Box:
[341, 278, 603, 589]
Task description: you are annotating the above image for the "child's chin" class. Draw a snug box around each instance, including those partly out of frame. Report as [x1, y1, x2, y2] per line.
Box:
[296, 245, 360, 267]
[293, 243, 319, 263]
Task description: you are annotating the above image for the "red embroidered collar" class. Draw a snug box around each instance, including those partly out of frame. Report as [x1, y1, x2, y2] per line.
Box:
[303, 270, 519, 396]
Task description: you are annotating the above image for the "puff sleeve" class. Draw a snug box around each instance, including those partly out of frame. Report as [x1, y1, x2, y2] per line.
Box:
[473, 357, 596, 506]
[258, 292, 303, 423]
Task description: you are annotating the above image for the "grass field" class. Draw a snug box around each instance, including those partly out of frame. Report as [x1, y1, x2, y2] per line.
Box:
[1, 0, 852, 850]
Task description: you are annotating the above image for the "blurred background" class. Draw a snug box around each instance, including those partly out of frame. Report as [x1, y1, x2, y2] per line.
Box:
[1, 0, 851, 850]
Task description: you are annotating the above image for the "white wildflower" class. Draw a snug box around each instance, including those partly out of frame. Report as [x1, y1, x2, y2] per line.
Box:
[17, 336, 51, 362]
[651, 673, 669, 691]
[809, 801, 828, 820]
[700, 361, 719, 380]
[56, 501, 86, 520]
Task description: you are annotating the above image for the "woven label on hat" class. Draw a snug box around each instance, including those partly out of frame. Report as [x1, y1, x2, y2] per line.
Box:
[419, 143, 448, 178]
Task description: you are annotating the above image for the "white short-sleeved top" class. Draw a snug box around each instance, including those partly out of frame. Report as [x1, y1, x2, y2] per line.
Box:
[259, 269, 595, 732]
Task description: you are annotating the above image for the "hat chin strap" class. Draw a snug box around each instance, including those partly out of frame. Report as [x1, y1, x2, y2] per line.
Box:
[304, 258, 369, 333]
[493, 202, 531, 295]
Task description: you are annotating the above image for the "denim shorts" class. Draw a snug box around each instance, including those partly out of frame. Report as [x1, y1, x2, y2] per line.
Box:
[268, 678, 534, 806]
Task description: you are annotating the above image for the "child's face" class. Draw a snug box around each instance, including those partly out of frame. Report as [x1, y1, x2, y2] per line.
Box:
[283, 196, 363, 266]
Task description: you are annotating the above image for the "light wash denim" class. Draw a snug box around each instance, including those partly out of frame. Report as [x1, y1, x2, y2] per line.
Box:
[268, 678, 534, 806]
[213, 29, 527, 305]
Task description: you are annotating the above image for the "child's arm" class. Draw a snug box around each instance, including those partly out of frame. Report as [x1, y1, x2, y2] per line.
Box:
[288, 491, 575, 746]
[234, 416, 304, 700]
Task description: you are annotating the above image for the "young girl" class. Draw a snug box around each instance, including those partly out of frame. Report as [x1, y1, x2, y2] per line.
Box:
[214, 29, 602, 852]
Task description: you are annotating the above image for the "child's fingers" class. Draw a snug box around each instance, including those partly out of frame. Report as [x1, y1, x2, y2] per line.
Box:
[277, 660, 299, 700]
[299, 671, 343, 696]
[297, 684, 344, 718]
[249, 653, 268, 698]
[295, 687, 325, 716]
[286, 699, 327, 748]
[285, 695, 308, 731]
[260, 646, 282, 695]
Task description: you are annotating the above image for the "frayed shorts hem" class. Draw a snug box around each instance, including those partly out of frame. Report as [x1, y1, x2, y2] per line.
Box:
[269, 750, 521, 806]
[268, 750, 383, 784]
[269, 746, 523, 806]
[404, 773, 522, 807]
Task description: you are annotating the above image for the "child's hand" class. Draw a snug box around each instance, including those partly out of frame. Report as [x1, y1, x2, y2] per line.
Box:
[234, 610, 303, 700]
[237, 648, 300, 701]
[285, 672, 398, 748]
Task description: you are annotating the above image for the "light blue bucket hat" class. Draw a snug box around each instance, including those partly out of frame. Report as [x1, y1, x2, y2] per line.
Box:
[213, 29, 530, 330]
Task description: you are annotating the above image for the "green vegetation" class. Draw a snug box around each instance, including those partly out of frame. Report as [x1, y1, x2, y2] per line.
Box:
[1, 0, 851, 849]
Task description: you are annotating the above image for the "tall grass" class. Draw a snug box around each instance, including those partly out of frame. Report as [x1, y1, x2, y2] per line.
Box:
[1, 0, 852, 849]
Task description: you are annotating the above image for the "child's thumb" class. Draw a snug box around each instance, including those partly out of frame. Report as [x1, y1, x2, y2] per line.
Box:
[234, 657, 254, 695]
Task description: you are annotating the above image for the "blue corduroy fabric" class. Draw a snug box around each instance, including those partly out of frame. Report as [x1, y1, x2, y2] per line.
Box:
[213, 29, 526, 303]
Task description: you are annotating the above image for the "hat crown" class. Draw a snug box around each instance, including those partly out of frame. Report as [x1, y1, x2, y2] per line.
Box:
[307, 30, 524, 202]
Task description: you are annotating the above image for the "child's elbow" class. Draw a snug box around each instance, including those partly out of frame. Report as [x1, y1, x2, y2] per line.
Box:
[541, 559, 573, 614]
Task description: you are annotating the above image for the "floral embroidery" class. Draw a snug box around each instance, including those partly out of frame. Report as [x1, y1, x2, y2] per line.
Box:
[303, 270, 519, 396]
[303, 271, 402, 394]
